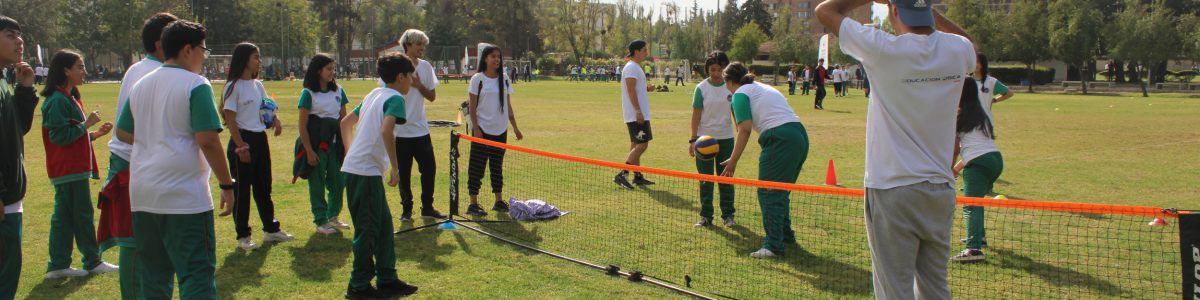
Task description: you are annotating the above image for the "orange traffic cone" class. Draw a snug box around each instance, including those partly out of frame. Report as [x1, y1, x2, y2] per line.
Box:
[825, 160, 838, 186]
[1148, 217, 1168, 226]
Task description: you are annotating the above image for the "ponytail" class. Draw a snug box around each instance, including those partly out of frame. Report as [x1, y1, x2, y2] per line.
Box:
[722, 62, 755, 85]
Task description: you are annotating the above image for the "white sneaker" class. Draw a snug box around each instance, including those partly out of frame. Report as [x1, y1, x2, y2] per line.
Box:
[44, 267, 88, 279]
[750, 248, 777, 259]
[316, 224, 337, 235]
[263, 230, 295, 243]
[238, 237, 259, 251]
[328, 217, 351, 230]
[722, 216, 737, 227]
[88, 262, 119, 274]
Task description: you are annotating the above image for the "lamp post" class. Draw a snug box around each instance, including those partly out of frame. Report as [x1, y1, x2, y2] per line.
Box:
[366, 32, 374, 77]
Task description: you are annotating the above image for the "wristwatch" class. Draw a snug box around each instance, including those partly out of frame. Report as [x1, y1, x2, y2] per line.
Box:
[219, 181, 237, 191]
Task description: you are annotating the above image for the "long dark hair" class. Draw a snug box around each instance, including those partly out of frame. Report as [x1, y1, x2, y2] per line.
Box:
[41, 50, 83, 99]
[704, 51, 730, 70]
[957, 78, 994, 139]
[977, 53, 991, 93]
[723, 62, 756, 85]
[476, 43, 507, 112]
[221, 43, 259, 123]
[303, 53, 338, 92]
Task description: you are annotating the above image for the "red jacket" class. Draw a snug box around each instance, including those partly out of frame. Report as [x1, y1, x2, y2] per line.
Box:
[41, 88, 98, 184]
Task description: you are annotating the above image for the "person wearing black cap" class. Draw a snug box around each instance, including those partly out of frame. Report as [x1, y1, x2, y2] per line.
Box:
[817, 0, 976, 299]
[613, 40, 655, 189]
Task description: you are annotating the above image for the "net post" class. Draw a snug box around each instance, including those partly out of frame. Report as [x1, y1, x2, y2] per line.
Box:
[448, 130, 461, 217]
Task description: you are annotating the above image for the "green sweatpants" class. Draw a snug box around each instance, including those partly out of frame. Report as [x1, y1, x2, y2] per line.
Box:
[309, 149, 345, 226]
[0, 213, 21, 300]
[696, 138, 735, 219]
[345, 173, 400, 290]
[47, 180, 101, 272]
[132, 211, 216, 300]
[962, 151, 1003, 250]
[119, 246, 140, 300]
[757, 122, 809, 254]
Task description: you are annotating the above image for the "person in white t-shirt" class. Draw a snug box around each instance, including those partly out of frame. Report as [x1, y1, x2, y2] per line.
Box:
[391, 29, 446, 221]
[718, 62, 809, 259]
[830, 64, 843, 97]
[464, 43, 524, 217]
[689, 51, 737, 228]
[219, 43, 292, 252]
[337, 52, 420, 299]
[787, 66, 797, 95]
[115, 20, 233, 299]
[817, 0, 976, 298]
[613, 40, 656, 189]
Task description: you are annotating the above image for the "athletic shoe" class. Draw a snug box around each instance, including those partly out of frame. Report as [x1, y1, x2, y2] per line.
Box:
[694, 217, 712, 227]
[750, 248, 777, 259]
[44, 267, 88, 279]
[722, 216, 737, 227]
[263, 231, 295, 243]
[632, 174, 655, 186]
[377, 280, 419, 297]
[959, 238, 988, 248]
[613, 172, 634, 190]
[421, 209, 447, 219]
[345, 285, 387, 300]
[88, 262, 119, 275]
[492, 200, 510, 212]
[466, 204, 488, 217]
[399, 214, 413, 222]
[238, 237, 260, 251]
[316, 224, 337, 235]
[950, 249, 985, 262]
[328, 217, 351, 230]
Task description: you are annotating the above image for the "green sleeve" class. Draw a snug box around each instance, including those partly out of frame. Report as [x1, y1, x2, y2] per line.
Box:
[383, 95, 408, 124]
[352, 103, 362, 116]
[116, 100, 134, 134]
[188, 85, 223, 133]
[691, 87, 704, 109]
[42, 93, 87, 145]
[993, 80, 1009, 96]
[732, 93, 753, 124]
[340, 89, 349, 105]
[297, 89, 312, 109]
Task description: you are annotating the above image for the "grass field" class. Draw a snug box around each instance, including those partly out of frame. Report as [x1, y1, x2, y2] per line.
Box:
[9, 78, 1198, 299]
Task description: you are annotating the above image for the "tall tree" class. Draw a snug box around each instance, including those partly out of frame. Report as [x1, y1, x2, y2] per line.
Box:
[716, 0, 740, 51]
[1048, 0, 1103, 94]
[729, 21, 767, 62]
[1108, 0, 1181, 97]
[740, 0, 773, 37]
[1002, 0, 1049, 93]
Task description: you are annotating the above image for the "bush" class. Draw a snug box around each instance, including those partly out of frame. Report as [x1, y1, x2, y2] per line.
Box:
[990, 66, 1055, 85]
[748, 64, 800, 76]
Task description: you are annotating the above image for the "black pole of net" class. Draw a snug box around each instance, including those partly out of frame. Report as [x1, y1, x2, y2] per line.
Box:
[449, 130, 460, 217]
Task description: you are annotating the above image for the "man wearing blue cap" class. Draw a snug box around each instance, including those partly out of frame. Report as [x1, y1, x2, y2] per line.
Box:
[817, 0, 976, 299]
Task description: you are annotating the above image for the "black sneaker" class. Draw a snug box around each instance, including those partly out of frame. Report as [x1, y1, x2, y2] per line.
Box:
[632, 174, 655, 186]
[466, 204, 488, 217]
[420, 209, 447, 219]
[345, 285, 386, 300]
[492, 200, 509, 212]
[378, 280, 419, 297]
[613, 172, 634, 190]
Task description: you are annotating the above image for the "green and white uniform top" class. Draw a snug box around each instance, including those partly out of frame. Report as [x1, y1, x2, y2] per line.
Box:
[108, 55, 163, 161]
[958, 126, 998, 165]
[692, 78, 735, 139]
[468, 72, 513, 136]
[298, 87, 348, 120]
[392, 59, 438, 138]
[976, 75, 1008, 121]
[341, 88, 407, 177]
[222, 79, 270, 132]
[116, 64, 223, 214]
[731, 81, 800, 134]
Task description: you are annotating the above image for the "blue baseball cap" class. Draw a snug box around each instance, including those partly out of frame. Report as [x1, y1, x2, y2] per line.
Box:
[892, 0, 933, 27]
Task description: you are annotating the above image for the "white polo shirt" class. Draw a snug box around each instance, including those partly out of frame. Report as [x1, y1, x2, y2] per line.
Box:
[393, 59, 438, 138]
[692, 78, 735, 139]
[342, 88, 408, 177]
[839, 18, 976, 189]
[298, 87, 348, 120]
[109, 55, 163, 161]
[117, 65, 224, 214]
[221, 79, 269, 132]
[731, 82, 800, 134]
[468, 72, 514, 136]
[620, 61, 650, 123]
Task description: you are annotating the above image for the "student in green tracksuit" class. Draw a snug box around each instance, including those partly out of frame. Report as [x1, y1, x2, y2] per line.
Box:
[337, 52, 419, 299]
[0, 15, 41, 300]
[298, 53, 350, 235]
[689, 51, 736, 228]
[950, 78, 1003, 263]
[718, 62, 809, 259]
[39, 50, 120, 279]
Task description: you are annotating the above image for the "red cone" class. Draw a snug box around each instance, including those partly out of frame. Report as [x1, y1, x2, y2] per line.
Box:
[1148, 218, 1168, 226]
[825, 160, 838, 186]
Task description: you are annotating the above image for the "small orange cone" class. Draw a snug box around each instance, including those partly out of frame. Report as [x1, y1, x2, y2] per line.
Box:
[1148, 218, 1168, 226]
[825, 160, 838, 186]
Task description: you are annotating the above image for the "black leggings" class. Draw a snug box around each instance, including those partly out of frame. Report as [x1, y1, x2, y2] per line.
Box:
[226, 130, 280, 239]
[467, 131, 507, 196]
[394, 135, 437, 214]
[815, 83, 827, 107]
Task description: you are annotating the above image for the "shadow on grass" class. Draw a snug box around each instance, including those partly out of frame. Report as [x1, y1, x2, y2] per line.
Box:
[780, 247, 873, 296]
[217, 243, 273, 299]
[25, 275, 92, 300]
[472, 213, 544, 250]
[990, 248, 1124, 297]
[393, 218, 457, 271]
[645, 188, 698, 211]
[288, 232, 350, 282]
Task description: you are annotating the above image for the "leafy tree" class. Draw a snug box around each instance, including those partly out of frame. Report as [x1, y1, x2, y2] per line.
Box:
[729, 21, 767, 62]
[1048, 0, 1103, 94]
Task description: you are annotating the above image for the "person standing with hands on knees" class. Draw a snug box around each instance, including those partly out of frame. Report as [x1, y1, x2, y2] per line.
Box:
[817, 0, 976, 298]
[613, 40, 656, 190]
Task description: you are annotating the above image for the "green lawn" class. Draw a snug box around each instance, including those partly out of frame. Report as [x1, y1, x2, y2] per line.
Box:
[10, 78, 1196, 299]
